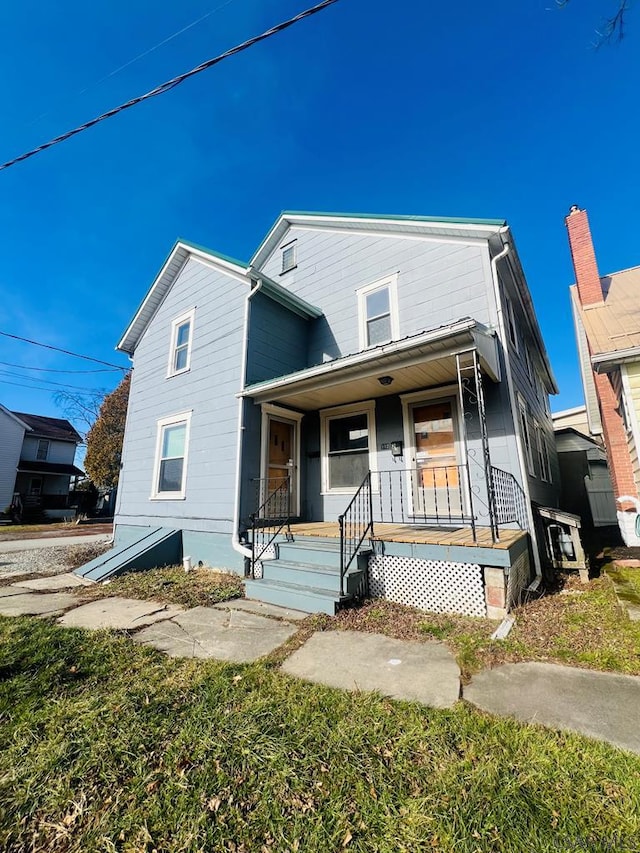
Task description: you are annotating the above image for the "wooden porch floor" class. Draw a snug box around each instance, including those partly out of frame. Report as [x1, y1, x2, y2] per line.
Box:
[288, 522, 526, 551]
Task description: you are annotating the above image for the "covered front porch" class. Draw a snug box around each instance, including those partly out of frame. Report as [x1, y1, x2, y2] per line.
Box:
[240, 319, 532, 616]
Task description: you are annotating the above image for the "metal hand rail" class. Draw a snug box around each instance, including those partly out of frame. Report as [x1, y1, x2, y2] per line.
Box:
[338, 471, 374, 598]
[490, 466, 530, 531]
[371, 465, 473, 530]
[249, 476, 292, 579]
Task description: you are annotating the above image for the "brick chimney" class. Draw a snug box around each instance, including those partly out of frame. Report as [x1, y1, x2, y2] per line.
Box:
[566, 204, 639, 506]
[565, 205, 604, 306]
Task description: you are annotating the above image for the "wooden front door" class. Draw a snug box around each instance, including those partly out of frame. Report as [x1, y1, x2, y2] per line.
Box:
[264, 418, 296, 516]
[410, 400, 462, 517]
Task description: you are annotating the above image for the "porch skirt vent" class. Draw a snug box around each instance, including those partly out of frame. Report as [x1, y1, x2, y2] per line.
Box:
[368, 555, 485, 618]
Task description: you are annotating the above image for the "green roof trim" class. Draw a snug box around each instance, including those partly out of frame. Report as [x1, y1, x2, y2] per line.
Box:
[258, 276, 323, 320]
[178, 238, 248, 269]
[280, 211, 507, 227]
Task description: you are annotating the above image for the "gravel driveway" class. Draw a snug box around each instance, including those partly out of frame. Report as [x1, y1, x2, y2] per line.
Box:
[0, 544, 107, 582]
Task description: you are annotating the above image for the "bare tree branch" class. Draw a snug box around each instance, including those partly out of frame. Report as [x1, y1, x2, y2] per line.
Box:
[557, 0, 632, 45]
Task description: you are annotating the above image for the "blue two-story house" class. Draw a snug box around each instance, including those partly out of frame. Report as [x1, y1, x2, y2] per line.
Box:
[80, 212, 559, 619]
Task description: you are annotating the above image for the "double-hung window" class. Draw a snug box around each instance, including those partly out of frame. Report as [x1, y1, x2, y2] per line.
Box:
[36, 439, 50, 461]
[320, 402, 376, 492]
[168, 309, 195, 377]
[357, 275, 399, 349]
[505, 295, 518, 351]
[518, 396, 535, 477]
[152, 412, 192, 499]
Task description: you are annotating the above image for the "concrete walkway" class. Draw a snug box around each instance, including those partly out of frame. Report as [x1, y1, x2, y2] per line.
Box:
[2, 571, 640, 752]
[465, 662, 640, 755]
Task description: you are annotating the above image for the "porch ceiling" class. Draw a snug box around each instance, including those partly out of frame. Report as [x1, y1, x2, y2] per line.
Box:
[242, 321, 500, 411]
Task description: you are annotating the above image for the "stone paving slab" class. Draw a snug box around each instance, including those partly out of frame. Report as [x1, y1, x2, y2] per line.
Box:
[281, 631, 461, 709]
[465, 662, 640, 755]
[0, 585, 34, 598]
[15, 573, 94, 591]
[0, 592, 78, 618]
[134, 606, 297, 661]
[214, 598, 308, 622]
[58, 597, 182, 631]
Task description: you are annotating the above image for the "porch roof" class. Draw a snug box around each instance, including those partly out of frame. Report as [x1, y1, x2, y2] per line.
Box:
[17, 461, 85, 477]
[241, 319, 500, 410]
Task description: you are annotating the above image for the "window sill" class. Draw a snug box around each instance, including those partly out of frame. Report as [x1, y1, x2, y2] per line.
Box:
[166, 367, 191, 380]
[150, 493, 187, 501]
[279, 265, 297, 277]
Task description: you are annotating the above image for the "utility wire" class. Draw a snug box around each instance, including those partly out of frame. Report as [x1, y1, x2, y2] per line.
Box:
[0, 360, 120, 373]
[0, 330, 129, 370]
[0, 0, 340, 172]
[25, 0, 238, 129]
[0, 369, 108, 393]
[0, 378, 105, 394]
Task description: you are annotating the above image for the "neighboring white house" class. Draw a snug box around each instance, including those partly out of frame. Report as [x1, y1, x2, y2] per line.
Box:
[0, 407, 84, 518]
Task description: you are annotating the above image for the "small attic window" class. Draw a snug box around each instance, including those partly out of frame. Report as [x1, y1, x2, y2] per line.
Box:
[281, 242, 296, 274]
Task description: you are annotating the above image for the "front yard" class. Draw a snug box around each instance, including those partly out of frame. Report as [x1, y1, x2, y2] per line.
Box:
[1, 615, 640, 853]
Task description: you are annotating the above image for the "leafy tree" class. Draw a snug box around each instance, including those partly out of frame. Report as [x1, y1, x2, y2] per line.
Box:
[84, 373, 131, 488]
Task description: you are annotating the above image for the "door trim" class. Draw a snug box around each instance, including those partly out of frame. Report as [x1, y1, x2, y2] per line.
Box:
[260, 404, 303, 517]
[401, 391, 466, 518]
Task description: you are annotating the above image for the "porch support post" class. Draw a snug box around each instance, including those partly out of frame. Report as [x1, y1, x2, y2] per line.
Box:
[456, 353, 477, 543]
[469, 349, 499, 542]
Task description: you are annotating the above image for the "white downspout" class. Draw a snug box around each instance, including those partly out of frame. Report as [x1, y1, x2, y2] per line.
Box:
[232, 279, 263, 561]
[490, 237, 542, 579]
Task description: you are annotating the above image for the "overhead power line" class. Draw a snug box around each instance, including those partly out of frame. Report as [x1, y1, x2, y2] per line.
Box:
[0, 0, 340, 172]
[0, 368, 108, 393]
[0, 360, 120, 373]
[25, 0, 238, 129]
[0, 330, 129, 370]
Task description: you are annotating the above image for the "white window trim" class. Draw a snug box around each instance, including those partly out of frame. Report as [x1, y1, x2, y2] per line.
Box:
[518, 395, 535, 477]
[356, 273, 400, 350]
[320, 401, 377, 494]
[259, 403, 304, 517]
[150, 411, 193, 500]
[280, 240, 297, 274]
[167, 307, 196, 378]
[524, 345, 533, 383]
[36, 439, 50, 461]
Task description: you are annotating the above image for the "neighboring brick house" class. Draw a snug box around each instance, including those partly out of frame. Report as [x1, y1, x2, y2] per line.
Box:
[567, 205, 640, 544]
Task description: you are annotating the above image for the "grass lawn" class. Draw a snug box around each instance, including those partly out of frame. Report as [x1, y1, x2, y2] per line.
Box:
[74, 565, 245, 609]
[1, 617, 639, 853]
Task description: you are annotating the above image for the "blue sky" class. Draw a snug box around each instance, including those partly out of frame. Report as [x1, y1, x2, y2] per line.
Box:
[0, 0, 638, 433]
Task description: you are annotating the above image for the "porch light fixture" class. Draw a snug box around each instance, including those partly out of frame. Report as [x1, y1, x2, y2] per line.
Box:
[378, 375, 394, 386]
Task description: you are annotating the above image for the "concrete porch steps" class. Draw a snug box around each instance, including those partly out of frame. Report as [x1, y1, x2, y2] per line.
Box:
[245, 535, 367, 615]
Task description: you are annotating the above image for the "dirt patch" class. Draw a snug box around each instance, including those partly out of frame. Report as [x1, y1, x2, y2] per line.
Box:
[0, 522, 113, 542]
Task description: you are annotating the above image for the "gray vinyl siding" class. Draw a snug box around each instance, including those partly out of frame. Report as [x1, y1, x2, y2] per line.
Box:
[245, 291, 308, 384]
[20, 436, 76, 465]
[259, 227, 493, 365]
[115, 256, 247, 541]
[498, 272, 560, 507]
[0, 410, 25, 509]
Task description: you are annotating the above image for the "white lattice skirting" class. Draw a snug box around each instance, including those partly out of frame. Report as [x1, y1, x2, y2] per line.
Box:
[368, 555, 486, 618]
[506, 550, 531, 610]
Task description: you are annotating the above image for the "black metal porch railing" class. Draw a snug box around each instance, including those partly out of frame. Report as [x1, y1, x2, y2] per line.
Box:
[371, 465, 475, 534]
[490, 466, 530, 531]
[249, 476, 292, 579]
[338, 471, 374, 598]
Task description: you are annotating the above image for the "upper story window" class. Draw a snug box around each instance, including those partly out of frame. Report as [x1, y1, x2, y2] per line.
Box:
[357, 274, 399, 349]
[505, 294, 518, 351]
[36, 439, 50, 461]
[281, 241, 296, 274]
[518, 395, 535, 477]
[523, 345, 533, 382]
[151, 412, 192, 499]
[168, 308, 195, 377]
